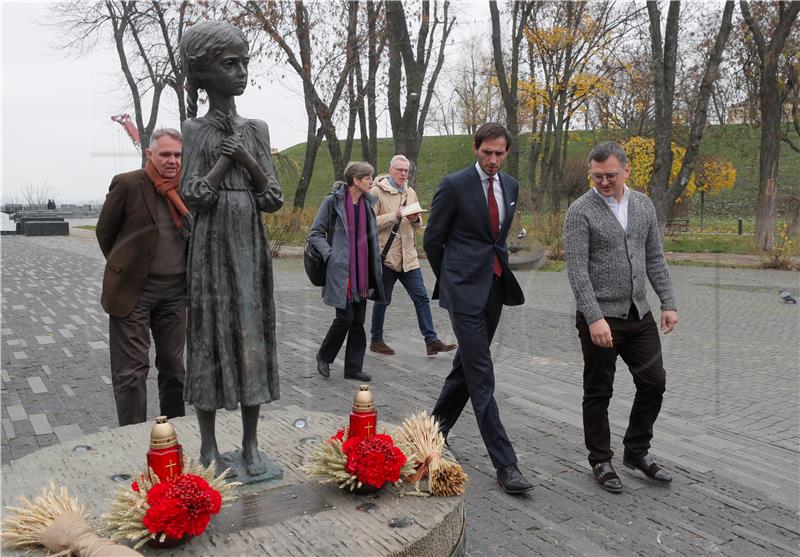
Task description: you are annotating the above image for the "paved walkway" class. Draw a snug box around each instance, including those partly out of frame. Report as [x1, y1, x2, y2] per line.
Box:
[2, 231, 799, 556]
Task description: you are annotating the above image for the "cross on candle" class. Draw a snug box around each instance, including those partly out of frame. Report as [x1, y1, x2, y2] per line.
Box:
[164, 459, 178, 478]
[363, 422, 373, 437]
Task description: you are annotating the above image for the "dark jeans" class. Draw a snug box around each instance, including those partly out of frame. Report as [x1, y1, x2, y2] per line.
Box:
[432, 279, 517, 469]
[576, 309, 666, 466]
[370, 266, 437, 344]
[318, 301, 368, 373]
[109, 274, 186, 426]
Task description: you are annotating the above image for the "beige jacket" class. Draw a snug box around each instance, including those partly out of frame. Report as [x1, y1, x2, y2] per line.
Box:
[370, 174, 422, 272]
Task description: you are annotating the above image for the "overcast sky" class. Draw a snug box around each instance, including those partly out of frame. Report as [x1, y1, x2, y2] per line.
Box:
[1, 2, 491, 205]
[0, 1, 332, 204]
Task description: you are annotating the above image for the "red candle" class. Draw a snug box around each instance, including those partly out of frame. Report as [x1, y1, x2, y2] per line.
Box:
[147, 416, 183, 482]
[348, 385, 377, 440]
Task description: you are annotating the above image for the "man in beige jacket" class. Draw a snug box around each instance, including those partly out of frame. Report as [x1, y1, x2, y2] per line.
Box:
[369, 155, 457, 356]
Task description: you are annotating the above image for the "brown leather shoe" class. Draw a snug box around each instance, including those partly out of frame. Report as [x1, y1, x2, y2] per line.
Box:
[369, 340, 395, 355]
[426, 339, 457, 356]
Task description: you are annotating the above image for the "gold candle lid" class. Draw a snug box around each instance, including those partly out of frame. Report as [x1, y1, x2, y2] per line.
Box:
[352, 385, 375, 413]
[150, 416, 178, 449]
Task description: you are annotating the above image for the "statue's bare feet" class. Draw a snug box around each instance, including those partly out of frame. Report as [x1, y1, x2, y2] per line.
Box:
[200, 445, 232, 478]
[243, 442, 268, 476]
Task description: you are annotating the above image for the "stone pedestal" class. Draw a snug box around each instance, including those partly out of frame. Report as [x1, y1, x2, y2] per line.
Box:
[1, 405, 465, 556]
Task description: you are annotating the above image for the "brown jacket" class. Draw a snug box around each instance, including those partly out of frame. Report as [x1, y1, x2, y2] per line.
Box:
[96, 169, 180, 317]
[370, 174, 422, 273]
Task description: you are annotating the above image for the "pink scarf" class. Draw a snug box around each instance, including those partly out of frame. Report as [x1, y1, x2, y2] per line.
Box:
[345, 187, 369, 302]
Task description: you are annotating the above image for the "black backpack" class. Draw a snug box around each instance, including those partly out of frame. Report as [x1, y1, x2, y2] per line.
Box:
[304, 195, 336, 287]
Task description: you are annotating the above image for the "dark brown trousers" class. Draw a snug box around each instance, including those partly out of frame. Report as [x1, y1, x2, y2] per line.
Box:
[577, 308, 666, 466]
[109, 275, 186, 426]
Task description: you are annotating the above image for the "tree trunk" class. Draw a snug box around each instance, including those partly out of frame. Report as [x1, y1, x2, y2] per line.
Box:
[294, 127, 325, 210]
[741, 1, 800, 251]
[385, 1, 454, 179]
[647, 0, 680, 231]
[489, 1, 532, 178]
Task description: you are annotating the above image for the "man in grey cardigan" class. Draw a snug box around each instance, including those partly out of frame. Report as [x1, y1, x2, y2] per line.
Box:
[564, 141, 679, 494]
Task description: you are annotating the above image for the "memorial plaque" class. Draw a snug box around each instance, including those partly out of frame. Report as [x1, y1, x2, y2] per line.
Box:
[210, 483, 331, 535]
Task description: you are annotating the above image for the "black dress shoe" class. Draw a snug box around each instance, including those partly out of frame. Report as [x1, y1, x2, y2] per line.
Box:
[316, 353, 330, 378]
[592, 461, 623, 493]
[344, 370, 372, 382]
[623, 453, 672, 484]
[496, 465, 533, 494]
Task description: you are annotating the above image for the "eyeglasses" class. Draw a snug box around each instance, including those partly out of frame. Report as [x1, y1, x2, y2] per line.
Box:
[588, 172, 620, 183]
[392, 168, 410, 174]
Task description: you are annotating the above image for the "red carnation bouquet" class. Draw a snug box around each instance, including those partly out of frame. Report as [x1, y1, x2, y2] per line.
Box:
[104, 461, 238, 549]
[342, 433, 407, 488]
[305, 427, 414, 492]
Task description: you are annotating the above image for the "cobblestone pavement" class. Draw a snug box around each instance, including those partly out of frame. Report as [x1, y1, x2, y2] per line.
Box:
[2, 231, 799, 556]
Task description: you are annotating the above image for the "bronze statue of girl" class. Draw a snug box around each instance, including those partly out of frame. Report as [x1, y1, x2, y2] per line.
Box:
[180, 21, 283, 477]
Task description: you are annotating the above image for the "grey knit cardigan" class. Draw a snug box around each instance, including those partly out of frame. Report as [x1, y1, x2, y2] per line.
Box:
[563, 188, 677, 324]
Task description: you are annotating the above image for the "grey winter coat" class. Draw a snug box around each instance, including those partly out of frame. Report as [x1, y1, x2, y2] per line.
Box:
[308, 183, 385, 309]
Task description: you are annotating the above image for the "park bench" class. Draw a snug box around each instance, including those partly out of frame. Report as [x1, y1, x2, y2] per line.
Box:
[665, 218, 689, 235]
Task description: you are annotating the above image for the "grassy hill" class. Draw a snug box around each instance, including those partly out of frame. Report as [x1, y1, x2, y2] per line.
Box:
[276, 125, 800, 219]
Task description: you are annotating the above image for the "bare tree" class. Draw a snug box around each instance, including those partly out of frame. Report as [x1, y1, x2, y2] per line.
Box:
[525, 1, 632, 211]
[446, 34, 502, 136]
[51, 1, 196, 167]
[740, 0, 800, 250]
[240, 1, 358, 208]
[489, 1, 535, 178]
[13, 184, 61, 209]
[647, 0, 735, 232]
[385, 1, 455, 185]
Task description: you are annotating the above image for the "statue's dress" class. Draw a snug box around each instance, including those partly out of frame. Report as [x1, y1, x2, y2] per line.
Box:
[180, 116, 283, 411]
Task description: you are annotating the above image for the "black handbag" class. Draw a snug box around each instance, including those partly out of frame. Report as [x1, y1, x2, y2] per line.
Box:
[304, 196, 336, 287]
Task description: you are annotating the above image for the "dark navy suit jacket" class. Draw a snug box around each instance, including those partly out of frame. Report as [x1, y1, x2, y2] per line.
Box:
[423, 164, 525, 315]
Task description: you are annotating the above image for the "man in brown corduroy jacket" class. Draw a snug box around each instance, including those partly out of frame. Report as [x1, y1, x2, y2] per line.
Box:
[96, 128, 189, 426]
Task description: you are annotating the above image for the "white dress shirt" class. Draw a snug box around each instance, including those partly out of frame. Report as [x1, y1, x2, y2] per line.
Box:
[475, 162, 506, 230]
[594, 185, 630, 231]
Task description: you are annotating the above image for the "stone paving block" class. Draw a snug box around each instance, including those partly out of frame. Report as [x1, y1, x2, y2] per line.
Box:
[26, 377, 47, 394]
[100, 376, 112, 385]
[41, 365, 51, 376]
[62, 347, 73, 358]
[5, 405, 28, 422]
[52, 423, 83, 443]
[2, 419, 16, 440]
[41, 317, 54, 325]
[28, 414, 53, 436]
[12, 351, 28, 360]
[88, 341, 107, 350]
[61, 385, 75, 397]
[59, 329, 73, 338]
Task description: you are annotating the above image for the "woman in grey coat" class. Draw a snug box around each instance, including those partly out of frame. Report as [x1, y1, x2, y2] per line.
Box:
[309, 162, 384, 382]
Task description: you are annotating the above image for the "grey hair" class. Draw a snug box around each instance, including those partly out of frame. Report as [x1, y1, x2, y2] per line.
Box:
[390, 155, 409, 168]
[344, 161, 375, 185]
[149, 128, 182, 149]
[587, 141, 628, 167]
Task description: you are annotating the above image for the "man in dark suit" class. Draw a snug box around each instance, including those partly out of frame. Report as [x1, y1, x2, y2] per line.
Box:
[96, 128, 191, 426]
[424, 122, 532, 494]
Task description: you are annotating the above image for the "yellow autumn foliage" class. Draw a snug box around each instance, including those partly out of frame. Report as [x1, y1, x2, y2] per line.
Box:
[622, 137, 736, 203]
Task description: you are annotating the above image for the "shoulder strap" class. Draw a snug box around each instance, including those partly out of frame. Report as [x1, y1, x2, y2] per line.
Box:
[326, 194, 336, 245]
[380, 192, 407, 260]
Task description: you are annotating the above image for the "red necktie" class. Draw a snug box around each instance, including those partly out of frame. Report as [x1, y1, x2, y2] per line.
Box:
[487, 176, 502, 277]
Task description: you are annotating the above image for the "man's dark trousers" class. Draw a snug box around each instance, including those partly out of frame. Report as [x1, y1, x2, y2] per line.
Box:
[576, 308, 666, 466]
[319, 301, 368, 373]
[109, 275, 186, 426]
[432, 278, 517, 468]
